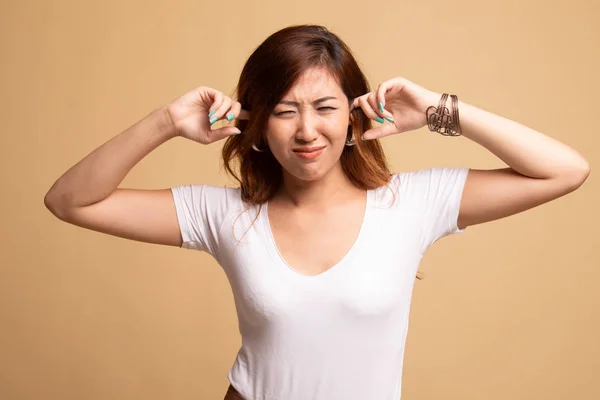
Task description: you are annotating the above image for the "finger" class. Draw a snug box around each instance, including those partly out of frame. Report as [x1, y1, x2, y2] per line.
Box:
[209, 97, 233, 125]
[207, 90, 224, 115]
[376, 80, 399, 118]
[208, 126, 242, 143]
[366, 92, 384, 118]
[376, 81, 389, 112]
[224, 102, 250, 123]
[227, 101, 242, 122]
[357, 95, 384, 123]
[237, 107, 251, 120]
[218, 100, 242, 124]
[362, 121, 399, 141]
[351, 95, 364, 111]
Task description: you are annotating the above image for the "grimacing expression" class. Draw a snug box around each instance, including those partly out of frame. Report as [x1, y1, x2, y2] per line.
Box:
[265, 67, 352, 181]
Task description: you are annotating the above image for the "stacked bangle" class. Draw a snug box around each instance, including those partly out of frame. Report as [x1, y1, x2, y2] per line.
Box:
[426, 93, 462, 136]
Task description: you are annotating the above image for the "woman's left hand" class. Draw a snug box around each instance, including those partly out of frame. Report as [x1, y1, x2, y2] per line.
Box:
[351, 77, 440, 140]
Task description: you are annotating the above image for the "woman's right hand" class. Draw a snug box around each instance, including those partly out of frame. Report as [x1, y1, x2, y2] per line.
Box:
[166, 86, 250, 144]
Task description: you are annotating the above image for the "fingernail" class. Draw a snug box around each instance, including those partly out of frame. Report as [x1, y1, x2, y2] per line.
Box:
[375, 117, 384, 124]
[378, 102, 384, 113]
[385, 117, 394, 123]
[210, 117, 218, 124]
[227, 113, 234, 121]
[232, 129, 241, 135]
[361, 134, 366, 141]
[208, 110, 216, 117]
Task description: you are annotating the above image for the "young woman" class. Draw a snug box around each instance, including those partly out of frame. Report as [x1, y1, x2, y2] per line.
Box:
[44, 25, 590, 400]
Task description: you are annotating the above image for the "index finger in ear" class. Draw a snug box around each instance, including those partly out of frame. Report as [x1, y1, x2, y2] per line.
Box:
[237, 109, 251, 120]
[351, 96, 362, 111]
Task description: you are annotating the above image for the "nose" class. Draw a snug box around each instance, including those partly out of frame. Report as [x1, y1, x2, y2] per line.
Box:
[294, 109, 319, 143]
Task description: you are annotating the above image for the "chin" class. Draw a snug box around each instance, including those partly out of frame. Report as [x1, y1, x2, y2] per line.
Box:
[294, 171, 325, 182]
[287, 161, 338, 182]
[275, 147, 343, 182]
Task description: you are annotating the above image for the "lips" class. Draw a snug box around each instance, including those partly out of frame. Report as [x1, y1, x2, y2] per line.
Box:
[293, 146, 326, 153]
[293, 146, 325, 160]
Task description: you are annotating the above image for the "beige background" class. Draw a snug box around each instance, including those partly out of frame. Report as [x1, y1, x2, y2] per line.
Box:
[1, 0, 599, 399]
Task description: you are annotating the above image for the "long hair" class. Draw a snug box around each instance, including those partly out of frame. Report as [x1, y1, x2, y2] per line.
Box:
[222, 24, 391, 201]
[221, 24, 424, 280]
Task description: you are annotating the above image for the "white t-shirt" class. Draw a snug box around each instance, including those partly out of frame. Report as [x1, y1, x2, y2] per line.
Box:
[171, 167, 469, 400]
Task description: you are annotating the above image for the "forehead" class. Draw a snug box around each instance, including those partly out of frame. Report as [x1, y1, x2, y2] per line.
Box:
[282, 67, 345, 100]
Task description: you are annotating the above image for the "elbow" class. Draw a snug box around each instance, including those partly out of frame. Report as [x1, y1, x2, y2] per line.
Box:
[44, 193, 60, 218]
[563, 162, 590, 192]
[44, 192, 69, 221]
[575, 160, 590, 186]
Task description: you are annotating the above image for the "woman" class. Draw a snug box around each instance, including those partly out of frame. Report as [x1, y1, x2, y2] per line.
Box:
[44, 25, 590, 400]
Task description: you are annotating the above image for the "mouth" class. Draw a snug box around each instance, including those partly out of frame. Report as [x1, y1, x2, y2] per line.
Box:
[293, 146, 325, 160]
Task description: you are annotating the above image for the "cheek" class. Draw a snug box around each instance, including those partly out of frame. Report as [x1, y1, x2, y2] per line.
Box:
[328, 115, 351, 136]
[265, 126, 291, 150]
[266, 115, 349, 144]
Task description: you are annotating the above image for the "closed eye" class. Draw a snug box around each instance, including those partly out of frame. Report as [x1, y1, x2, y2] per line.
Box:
[276, 107, 337, 116]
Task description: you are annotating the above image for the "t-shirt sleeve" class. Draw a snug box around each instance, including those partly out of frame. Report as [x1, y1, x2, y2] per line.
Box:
[170, 184, 239, 256]
[397, 167, 470, 251]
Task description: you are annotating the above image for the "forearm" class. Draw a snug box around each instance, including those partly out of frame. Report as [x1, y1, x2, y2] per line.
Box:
[45, 105, 177, 209]
[451, 98, 590, 179]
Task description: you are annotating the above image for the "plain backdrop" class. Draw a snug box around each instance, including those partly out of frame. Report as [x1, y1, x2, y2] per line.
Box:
[1, 0, 598, 399]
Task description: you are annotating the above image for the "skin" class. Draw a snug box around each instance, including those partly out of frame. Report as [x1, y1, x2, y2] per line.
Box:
[261, 67, 368, 275]
[265, 67, 364, 212]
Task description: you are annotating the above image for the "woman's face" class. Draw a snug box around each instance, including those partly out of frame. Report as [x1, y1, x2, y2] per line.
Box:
[265, 67, 352, 182]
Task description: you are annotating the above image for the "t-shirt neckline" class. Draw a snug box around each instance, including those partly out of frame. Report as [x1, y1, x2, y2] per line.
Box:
[261, 188, 372, 279]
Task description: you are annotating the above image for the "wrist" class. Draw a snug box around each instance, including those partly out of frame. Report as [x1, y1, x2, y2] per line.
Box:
[159, 104, 179, 140]
[418, 91, 443, 129]
[425, 92, 463, 136]
[425, 91, 444, 109]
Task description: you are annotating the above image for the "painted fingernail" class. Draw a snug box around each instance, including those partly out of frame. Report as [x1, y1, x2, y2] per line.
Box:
[385, 117, 394, 123]
[210, 117, 218, 124]
[361, 134, 366, 141]
[232, 129, 242, 135]
[375, 117, 384, 124]
[227, 113, 234, 121]
[379, 102, 384, 113]
[208, 109, 216, 117]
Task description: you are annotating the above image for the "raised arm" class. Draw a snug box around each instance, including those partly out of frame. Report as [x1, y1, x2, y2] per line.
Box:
[44, 86, 246, 247]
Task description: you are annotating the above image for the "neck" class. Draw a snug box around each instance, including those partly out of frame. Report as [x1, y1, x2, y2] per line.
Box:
[275, 162, 361, 211]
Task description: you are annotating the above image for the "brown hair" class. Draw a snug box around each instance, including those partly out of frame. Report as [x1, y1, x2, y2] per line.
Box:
[221, 24, 424, 280]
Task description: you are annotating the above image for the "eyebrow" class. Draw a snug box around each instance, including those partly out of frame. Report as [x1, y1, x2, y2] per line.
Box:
[277, 96, 338, 106]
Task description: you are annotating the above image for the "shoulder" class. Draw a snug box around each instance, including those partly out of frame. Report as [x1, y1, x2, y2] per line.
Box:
[392, 167, 469, 190]
[173, 183, 241, 198]
[171, 183, 247, 216]
[382, 167, 469, 205]
[199, 184, 242, 202]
